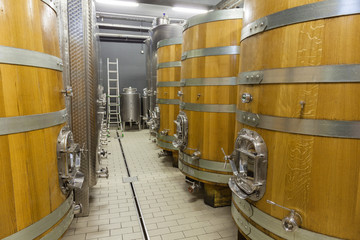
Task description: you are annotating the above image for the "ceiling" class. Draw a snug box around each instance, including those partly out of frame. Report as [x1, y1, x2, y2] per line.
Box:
[95, 0, 222, 20]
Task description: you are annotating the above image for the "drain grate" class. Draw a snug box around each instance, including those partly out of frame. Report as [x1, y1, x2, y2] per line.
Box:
[122, 176, 138, 183]
[116, 131, 149, 240]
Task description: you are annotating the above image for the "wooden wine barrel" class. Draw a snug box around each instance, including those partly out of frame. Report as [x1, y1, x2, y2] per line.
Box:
[232, 0, 360, 239]
[178, 9, 243, 207]
[156, 38, 182, 166]
[0, 1, 73, 239]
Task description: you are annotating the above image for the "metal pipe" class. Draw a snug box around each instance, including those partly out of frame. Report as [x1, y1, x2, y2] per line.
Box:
[97, 23, 151, 31]
[96, 11, 185, 24]
[96, 33, 149, 40]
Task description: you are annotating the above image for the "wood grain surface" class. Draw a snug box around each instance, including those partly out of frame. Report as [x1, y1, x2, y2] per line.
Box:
[157, 44, 182, 149]
[237, 1, 360, 239]
[0, 1, 66, 238]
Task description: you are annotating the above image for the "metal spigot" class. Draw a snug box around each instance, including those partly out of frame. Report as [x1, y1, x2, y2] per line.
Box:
[160, 129, 170, 136]
[158, 150, 171, 158]
[73, 202, 82, 215]
[99, 148, 107, 159]
[266, 200, 302, 232]
[191, 150, 201, 160]
[177, 90, 183, 97]
[97, 167, 109, 179]
[186, 179, 201, 193]
[221, 147, 232, 169]
[61, 86, 73, 97]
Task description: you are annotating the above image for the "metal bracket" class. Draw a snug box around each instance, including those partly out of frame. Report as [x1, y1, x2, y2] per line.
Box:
[238, 71, 264, 84]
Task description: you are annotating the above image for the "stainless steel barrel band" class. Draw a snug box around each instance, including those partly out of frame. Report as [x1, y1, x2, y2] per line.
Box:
[156, 98, 180, 105]
[181, 46, 240, 60]
[4, 192, 74, 240]
[181, 77, 237, 86]
[238, 64, 360, 84]
[181, 102, 236, 113]
[41, 208, 74, 240]
[232, 194, 340, 240]
[241, 0, 360, 40]
[157, 140, 177, 150]
[158, 134, 176, 142]
[180, 152, 232, 173]
[41, 0, 58, 15]
[157, 81, 182, 87]
[0, 45, 63, 71]
[157, 61, 181, 69]
[236, 109, 360, 139]
[178, 158, 230, 184]
[184, 8, 243, 31]
[157, 38, 183, 49]
[0, 109, 67, 135]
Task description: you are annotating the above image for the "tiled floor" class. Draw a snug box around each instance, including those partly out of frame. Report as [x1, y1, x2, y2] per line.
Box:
[63, 130, 237, 240]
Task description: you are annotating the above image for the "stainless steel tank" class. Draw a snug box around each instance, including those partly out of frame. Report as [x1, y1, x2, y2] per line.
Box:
[120, 87, 141, 128]
[149, 17, 183, 111]
[141, 88, 150, 120]
[145, 39, 152, 95]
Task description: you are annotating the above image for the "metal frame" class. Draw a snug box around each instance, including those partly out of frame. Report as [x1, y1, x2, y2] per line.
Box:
[157, 38, 182, 49]
[184, 8, 243, 30]
[4, 192, 74, 240]
[180, 152, 232, 173]
[178, 156, 231, 184]
[182, 46, 240, 60]
[236, 109, 360, 139]
[238, 64, 360, 84]
[157, 81, 182, 87]
[157, 61, 181, 69]
[181, 103, 236, 113]
[181, 77, 237, 86]
[241, 0, 360, 40]
[156, 98, 180, 105]
[0, 45, 63, 71]
[232, 193, 341, 240]
[0, 109, 67, 135]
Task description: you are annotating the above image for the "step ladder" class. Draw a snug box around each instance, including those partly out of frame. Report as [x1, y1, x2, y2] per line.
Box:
[106, 58, 123, 133]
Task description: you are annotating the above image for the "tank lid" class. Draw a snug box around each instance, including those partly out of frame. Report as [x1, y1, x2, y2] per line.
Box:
[154, 13, 170, 26]
[123, 87, 137, 93]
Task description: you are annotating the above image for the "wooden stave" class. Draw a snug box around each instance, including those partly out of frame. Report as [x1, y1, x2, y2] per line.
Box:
[0, 0, 67, 238]
[157, 43, 182, 150]
[181, 17, 242, 183]
[236, 1, 360, 239]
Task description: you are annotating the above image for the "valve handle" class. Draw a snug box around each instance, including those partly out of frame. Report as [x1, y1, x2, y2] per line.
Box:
[221, 147, 230, 169]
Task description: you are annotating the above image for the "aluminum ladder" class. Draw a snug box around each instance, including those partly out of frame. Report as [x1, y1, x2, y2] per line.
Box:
[106, 58, 123, 132]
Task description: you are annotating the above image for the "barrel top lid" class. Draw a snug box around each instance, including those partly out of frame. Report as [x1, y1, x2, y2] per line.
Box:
[123, 87, 138, 93]
[184, 8, 243, 31]
[157, 37, 183, 49]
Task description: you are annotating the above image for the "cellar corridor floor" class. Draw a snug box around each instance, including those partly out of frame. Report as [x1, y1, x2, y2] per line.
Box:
[63, 130, 237, 240]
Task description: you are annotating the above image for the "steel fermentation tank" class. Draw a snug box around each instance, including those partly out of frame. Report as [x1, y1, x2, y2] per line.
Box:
[120, 87, 141, 129]
[141, 88, 150, 122]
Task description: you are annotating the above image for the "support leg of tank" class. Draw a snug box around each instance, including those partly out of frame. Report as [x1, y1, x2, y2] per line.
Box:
[203, 184, 231, 207]
[172, 151, 178, 168]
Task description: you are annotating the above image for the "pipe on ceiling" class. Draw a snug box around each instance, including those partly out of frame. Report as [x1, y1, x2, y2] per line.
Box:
[97, 23, 151, 32]
[96, 33, 149, 43]
[96, 11, 185, 24]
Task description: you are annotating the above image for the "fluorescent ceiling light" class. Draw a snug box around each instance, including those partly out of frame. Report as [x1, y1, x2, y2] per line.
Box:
[172, 7, 208, 14]
[96, 0, 139, 7]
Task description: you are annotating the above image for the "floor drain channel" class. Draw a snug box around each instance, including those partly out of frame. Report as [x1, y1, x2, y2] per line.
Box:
[116, 131, 150, 240]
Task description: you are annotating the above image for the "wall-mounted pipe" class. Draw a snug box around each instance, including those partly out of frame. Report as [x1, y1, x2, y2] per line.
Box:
[96, 33, 149, 43]
[97, 23, 151, 32]
[96, 11, 185, 24]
